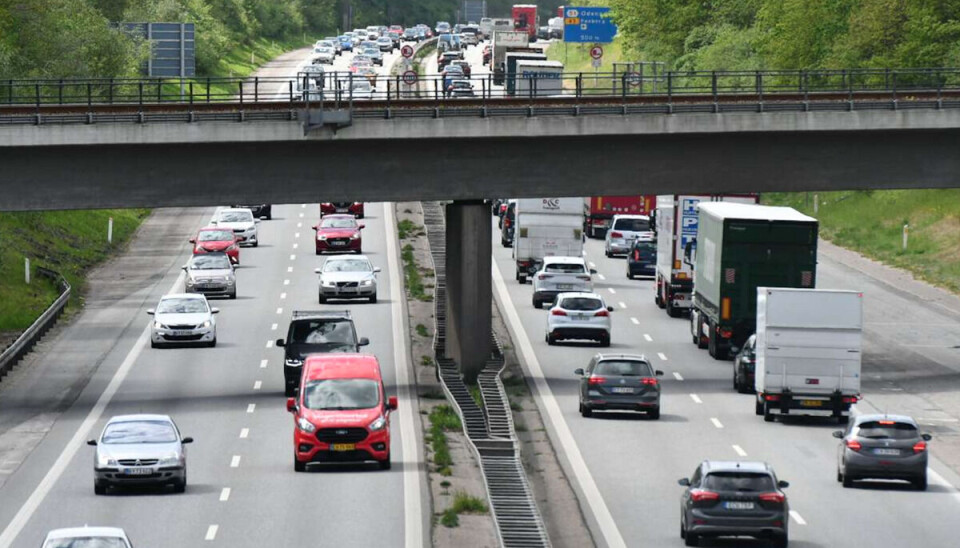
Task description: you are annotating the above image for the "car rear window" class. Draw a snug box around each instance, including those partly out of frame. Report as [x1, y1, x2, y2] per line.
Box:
[545, 263, 586, 274]
[703, 472, 775, 492]
[595, 360, 653, 377]
[560, 297, 602, 311]
[633, 241, 656, 256]
[613, 218, 649, 232]
[856, 421, 918, 440]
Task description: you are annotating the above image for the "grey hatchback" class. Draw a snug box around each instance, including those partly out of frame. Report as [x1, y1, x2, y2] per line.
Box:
[575, 354, 662, 419]
[834, 413, 931, 490]
[678, 461, 789, 547]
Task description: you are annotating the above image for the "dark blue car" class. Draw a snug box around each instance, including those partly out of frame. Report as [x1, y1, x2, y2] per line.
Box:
[338, 35, 353, 51]
[626, 237, 656, 279]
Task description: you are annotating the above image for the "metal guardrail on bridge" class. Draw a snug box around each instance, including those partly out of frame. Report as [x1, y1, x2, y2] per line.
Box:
[0, 267, 70, 381]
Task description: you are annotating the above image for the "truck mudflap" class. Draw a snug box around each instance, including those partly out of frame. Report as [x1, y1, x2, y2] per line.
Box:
[515, 259, 542, 283]
[668, 287, 693, 309]
[759, 391, 859, 420]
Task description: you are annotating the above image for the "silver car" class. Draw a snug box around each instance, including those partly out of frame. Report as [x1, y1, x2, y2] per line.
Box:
[315, 255, 380, 303]
[531, 256, 595, 308]
[183, 252, 236, 299]
[211, 207, 259, 247]
[575, 353, 662, 418]
[545, 292, 612, 346]
[148, 293, 218, 348]
[42, 527, 133, 548]
[88, 414, 192, 494]
[604, 214, 651, 257]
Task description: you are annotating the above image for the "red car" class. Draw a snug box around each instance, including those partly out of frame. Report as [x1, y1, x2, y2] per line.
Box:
[287, 354, 397, 471]
[320, 202, 365, 218]
[190, 228, 240, 265]
[313, 214, 363, 254]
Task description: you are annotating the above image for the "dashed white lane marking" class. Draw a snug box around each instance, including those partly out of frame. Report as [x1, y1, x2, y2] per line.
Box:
[588, 262, 596, 268]
[289, 254, 296, 261]
[643, 334, 653, 342]
[297, 222, 302, 228]
[239, 428, 249, 439]
[299, 213, 304, 218]
[276, 308, 283, 315]
[710, 418, 724, 429]
[230, 455, 241, 468]
[283, 279, 290, 285]
[205, 525, 218, 541]
[732, 445, 748, 457]
[597, 273, 606, 281]
[301, 204, 306, 208]
[630, 317, 639, 325]
[657, 352, 668, 361]
[265, 340, 273, 349]
[259, 359, 268, 369]
[270, 323, 277, 331]
[673, 372, 684, 381]
[618, 302, 626, 309]
[287, 266, 293, 273]
[246, 404, 256, 414]
[690, 394, 702, 404]
[581, 250, 587, 256]
[607, 288, 616, 294]
[295, 232, 300, 238]
[292, 243, 299, 250]
[790, 511, 807, 525]
[253, 381, 262, 391]
[219, 488, 231, 502]
[280, 292, 287, 300]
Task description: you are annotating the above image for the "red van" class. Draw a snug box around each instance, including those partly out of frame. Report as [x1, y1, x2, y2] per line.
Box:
[287, 354, 396, 471]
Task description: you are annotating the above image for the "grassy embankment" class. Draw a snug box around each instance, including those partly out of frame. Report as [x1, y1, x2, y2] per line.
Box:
[546, 38, 624, 91]
[764, 190, 960, 294]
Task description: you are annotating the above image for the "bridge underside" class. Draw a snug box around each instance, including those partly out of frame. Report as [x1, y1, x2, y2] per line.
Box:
[1, 128, 959, 211]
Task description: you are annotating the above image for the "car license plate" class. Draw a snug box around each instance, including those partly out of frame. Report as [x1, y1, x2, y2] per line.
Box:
[171, 330, 194, 336]
[331, 241, 347, 246]
[557, 284, 574, 290]
[336, 208, 349, 213]
[331, 443, 355, 452]
[611, 387, 634, 394]
[724, 501, 755, 510]
[801, 399, 823, 407]
[874, 448, 900, 456]
[123, 467, 152, 476]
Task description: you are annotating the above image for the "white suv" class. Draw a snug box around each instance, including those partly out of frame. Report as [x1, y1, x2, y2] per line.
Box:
[545, 292, 613, 346]
[531, 256, 595, 309]
[604, 214, 651, 257]
[211, 207, 259, 247]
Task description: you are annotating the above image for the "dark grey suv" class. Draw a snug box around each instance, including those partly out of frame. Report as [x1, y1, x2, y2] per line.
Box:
[678, 461, 789, 547]
[834, 413, 931, 490]
[575, 354, 662, 419]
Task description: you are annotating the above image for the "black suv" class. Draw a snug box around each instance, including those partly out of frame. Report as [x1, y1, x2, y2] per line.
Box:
[276, 310, 369, 396]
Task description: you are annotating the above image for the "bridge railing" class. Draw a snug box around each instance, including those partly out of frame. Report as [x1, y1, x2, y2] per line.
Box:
[4, 68, 960, 107]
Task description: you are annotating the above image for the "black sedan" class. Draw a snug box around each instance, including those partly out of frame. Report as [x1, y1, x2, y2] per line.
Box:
[732, 334, 757, 393]
[835, 414, 931, 490]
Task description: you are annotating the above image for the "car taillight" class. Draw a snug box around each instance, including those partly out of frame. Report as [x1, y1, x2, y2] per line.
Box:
[913, 441, 927, 453]
[505, 218, 511, 228]
[845, 440, 862, 452]
[539, 274, 551, 280]
[842, 396, 858, 404]
[610, 231, 623, 238]
[551, 309, 567, 316]
[763, 394, 780, 401]
[758, 492, 785, 504]
[595, 310, 609, 317]
[577, 275, 591, 281]
[690, 490, 719, 502]
[587, 375, 606, 385]
[641, 377, 658, 386]
[718, 327, 733, 338]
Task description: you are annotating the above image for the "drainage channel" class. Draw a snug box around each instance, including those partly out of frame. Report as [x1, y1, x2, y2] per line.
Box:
[421, 201, 551, 548]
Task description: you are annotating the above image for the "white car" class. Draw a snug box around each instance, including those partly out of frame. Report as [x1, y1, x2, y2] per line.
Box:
[313, 46, 335, 64]
[604, 214, 651, 257]
[42, 527, 133, 548]
[350, 80, 375, 100]
[211, 207, 259, 247]
[315, 255, 380, 303]
[531, 256, 595, 308]
[148, 293, 218, 348]
[545, 292, 613, 346]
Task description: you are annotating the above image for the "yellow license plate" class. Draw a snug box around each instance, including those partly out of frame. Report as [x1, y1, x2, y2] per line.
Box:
[801, 400, 823, 407]
[331, 443, 356, 452]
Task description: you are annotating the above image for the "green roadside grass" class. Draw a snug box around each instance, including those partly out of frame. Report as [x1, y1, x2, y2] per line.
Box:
[764, 190, 960, 294]
[546, 39, 625, 92]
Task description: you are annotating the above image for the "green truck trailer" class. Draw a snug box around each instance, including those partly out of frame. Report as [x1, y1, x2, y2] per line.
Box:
[687, 202, 818, 360]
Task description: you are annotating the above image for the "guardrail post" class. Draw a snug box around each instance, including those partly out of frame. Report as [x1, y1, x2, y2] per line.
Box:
[157, 80, 161, 102]
[108, 78, 114, 104]
[891, 71, 898, 108]
[577, 73, 582, 98]
[34, 83, 40, 108]
[206, 78, 211, 103]
[238, 81, 243, 104]
[667, 71, 672, 104]
[58, 79, 63, 104]
[138, 82, 143, 106]
[254, 76, 259, 103]
[289, 81, 293, 104]
[7, 79, 12, 104]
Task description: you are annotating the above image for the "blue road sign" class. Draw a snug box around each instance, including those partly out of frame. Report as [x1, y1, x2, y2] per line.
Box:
[563, 7, 617, 43]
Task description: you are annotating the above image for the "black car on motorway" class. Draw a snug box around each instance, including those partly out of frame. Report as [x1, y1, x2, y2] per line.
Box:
[625, 236, 656, 279]
[835, 413, 931, 490]
[733, 334, 757, 394]
[276, 310, 369, 396]
[500, 201, 516, 247]
[679, 460, 790, 547]
[232, 204, 272, 220]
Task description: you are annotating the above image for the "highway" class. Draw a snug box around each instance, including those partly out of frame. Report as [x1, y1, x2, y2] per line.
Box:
[491, 223, 960, 548]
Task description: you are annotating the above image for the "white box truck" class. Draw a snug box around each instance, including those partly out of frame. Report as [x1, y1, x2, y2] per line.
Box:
[515, 60, 563, 97]
[513, 197, 583, 283]
[754, 287, 863, 423]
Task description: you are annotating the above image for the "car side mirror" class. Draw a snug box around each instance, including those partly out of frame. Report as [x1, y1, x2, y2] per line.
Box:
[777, 480, 789, 489]
[314, 268, 323, 274]
[86, 439, 97, 446]
[607, 306, 614, 312]
[211, 308, 220, 314]
[188, 238, 196, 244]
[922, 433, 933, 441]
[832, 430, 844, 439]
[275, 338, 285, 347]
[181, 266, 187, 271]
[286, 398, 298, 413]
[590, 269, 598, 275]
[210, 221, 217, 225]
[677, 478, 690, 487]
[312, 225, 318, 231]
[358, 224, 365, 229]
[181, 437, 194, 444]
[373, 267, 381, 273]
[388, 396, 398, 410]
[146, 309, 155, 315]
[574, 368, 585, 376]
[655, 370, 664, 376]
[358, 337, 370, 346]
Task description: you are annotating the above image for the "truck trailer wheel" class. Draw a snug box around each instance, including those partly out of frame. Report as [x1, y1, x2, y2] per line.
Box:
[666, 293, 680, 318]
[763, 401, 775, 422]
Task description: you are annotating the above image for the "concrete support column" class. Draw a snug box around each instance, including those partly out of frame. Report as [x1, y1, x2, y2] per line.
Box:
[445, 200, 492, 384]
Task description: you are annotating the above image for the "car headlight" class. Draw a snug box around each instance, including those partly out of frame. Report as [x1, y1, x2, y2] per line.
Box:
[97, 453, 118, 467]
[322, 279, 337, 287]
[317, 234, 328, 241]
[154, 321, 164, 329]
[297, 417, 317, 433]
[360, 279, 374, 286]
[368, 415, 386, 431]
[185, 278, 195, 286]
[201, 320, 212, 328]
[226, 244, 238, 251]
[286, 358, 303, 367]
[350, 232, 360, 240]
[158, 454, 181, 467]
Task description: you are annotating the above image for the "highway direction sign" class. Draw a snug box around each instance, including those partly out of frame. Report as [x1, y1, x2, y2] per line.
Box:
[564, 7, 617, 43]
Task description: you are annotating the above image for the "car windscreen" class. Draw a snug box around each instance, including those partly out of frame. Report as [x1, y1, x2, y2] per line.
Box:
[157, 298, 208, 314]
[544, 263, 586, 274]
[190, 255, 231, 270]
[320, 218, 357, 229]
[560, 297, 602, 311]
[595, 360, 653, 377]
[703, 472, 775, 492]
[303, 379, 380, 410]
[44, 537, 129, 548]
[633, 241, 656, 257]
[324, 259, 371, 272]
[198, 230, 234, 242]
[218, 211, 253, 223]
[613, 218, 649, 232]
[856, 421, 919, 440]
[102, 420, 178, 444]
[290, 320, 355, 346]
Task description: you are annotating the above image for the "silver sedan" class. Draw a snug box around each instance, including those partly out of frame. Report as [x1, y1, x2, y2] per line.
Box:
[315, 255, 380, 303]
[88, 414, 193, 494]
[183, 252, 236, 299]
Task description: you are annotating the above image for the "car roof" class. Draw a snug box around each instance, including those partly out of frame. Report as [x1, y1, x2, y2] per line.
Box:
[160, 293, 207, 301]
[612, 214, 650, 221]
[595, 352, 649, 364]
[107, 413, 173, 424]
[701, 460, 772, 474]
[292, 309, 352, 320]
[217, 207, 252, 214]
[855, 414, 918, 426]
[556, 292, 603, 301]
[325, 254, 370, 262]
[303, 353, 381, 382]
[543, 256, 586, 265]
[45, 527, 128, 540]
[199, 226, 231, 232]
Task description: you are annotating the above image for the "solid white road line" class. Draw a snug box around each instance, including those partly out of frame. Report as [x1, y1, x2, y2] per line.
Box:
[384, 203, 425, 548]
[246, 404, 256, 414]
[657, 352, 668, 361]
[230, 455, 241, 468]
[643, 334, 652, 342]
[219, 487, 231, 502]
[789, 511, 807, 525]
[265, 340, 273, 349]
[491, 261, 627, 548]
[0, 270, 186, 548]
[618, 302, 626, 309]
[689, 394, 702, 404]
[607, 288, 616, 294]
[732, 445, 748, 457]
[673, 372, 684, 381]
[205, 525, 219, 541]
[239, 428, 249, 439]
[710, 418, 724, 429]
[630, 317, 639, 325]
[253, 381, 262, 391]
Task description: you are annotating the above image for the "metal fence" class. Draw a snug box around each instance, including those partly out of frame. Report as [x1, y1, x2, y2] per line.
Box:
[0, 267, 70, 381]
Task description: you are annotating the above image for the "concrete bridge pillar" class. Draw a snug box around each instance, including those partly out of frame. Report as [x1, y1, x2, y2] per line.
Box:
[444, 200, 492, 384]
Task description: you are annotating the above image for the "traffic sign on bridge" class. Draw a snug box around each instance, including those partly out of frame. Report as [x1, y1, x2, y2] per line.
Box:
[402, 70, 418, 86]
[401, 45, 414, 58]
[590, 45, 603, 59]
[564, 7, 617, 43]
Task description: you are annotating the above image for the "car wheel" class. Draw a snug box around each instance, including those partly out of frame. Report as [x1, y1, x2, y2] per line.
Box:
[666, 299, 679, 318]
[208, 337, 217, 348]
[684, 529, 699, 547]
[294, 455, 307, 473]
[605, 249, 612, 258]
[533, 297, 542, 309]
[599, 335, 610, 348]
[151, 340, 158, 349]
[733, 370, 739, 391]
[655, 287, 664, 308]
[94, 481, 107, 495]
[755, 399, 764, 416]
[229, 291, 237, 300]
[626, 270, 633, 280]
[379, 454, 392, 470]
[837, 469, 843, 483]
[914, 473, 928, 491]
[648, 408, 660, 420]
[369, 294, 377, 304]
[763, 401, 774, 422]
[252, 241, 258, 248]
[842, 474, 854, 488]
[772, 533, 788, 548]
[319, 294, 327, 304]
[546, 333, 556, 346]
[501, 238, 509, 248]
[173, 474, 186, 493]
[580, 404, 592, 418]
